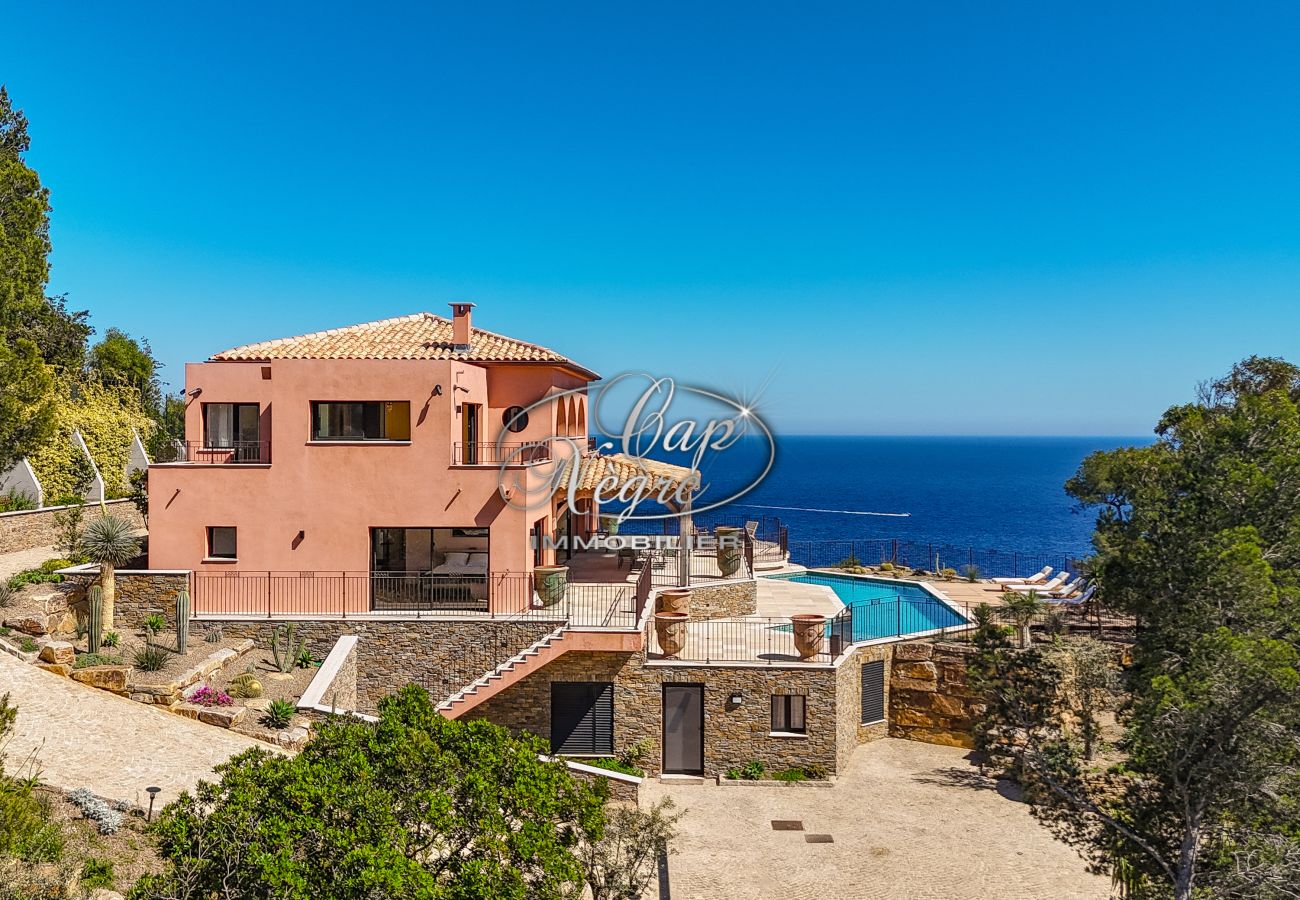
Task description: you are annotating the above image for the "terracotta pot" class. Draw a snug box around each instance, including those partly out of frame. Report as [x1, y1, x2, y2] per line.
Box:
[655, 588, 692, 615]
[533, 565, 569, 607]
[654, 612, 688, 658]
[791, 613, 827, 660]
[715, 526, 743, 577]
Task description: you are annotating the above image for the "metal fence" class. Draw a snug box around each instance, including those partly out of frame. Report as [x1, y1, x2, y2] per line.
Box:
[153, 440, 271, 465]
[787, 539, 1088, 580]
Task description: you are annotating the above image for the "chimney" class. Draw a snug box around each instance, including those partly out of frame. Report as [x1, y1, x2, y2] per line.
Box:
[449, 302, 475, 351]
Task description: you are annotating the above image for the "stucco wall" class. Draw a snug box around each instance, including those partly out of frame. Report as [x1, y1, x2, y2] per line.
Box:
[0, 500, 144, 556]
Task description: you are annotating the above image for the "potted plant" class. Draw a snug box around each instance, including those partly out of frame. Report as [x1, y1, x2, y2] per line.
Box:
[654, 588, 691, 615]
[654, 612, 688, 658]
[791, 613, 826, 660]
[715, 526, 743, 577]
[533, 565, 569, 607]
[599, 514, 620, 537]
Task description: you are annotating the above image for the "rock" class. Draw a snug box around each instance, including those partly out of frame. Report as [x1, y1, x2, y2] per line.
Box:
[38, 641, 75, 666]
[893, 660, 938, 681]
[6, 615, 48, 635]
[243, 697, 273, 711]
[172, 703, 202, 720]
[276, 726, 310, 750]
[197, 706, 246, 728]
[35, 662, 72, 677]
[893, 643, 933, 662]
[70, 665, 130, 693]
[89, 889, 126, 900]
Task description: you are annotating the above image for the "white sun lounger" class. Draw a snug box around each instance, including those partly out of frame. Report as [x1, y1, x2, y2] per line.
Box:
[991, 566, 1052, 586]
[1004, 571, 1069, 595]
[1050, 584, 1096, 606]
[1012, 577, 1085, 599]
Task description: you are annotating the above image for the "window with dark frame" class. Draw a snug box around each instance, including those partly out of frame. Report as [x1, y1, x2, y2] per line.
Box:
[502, 405, 529, 433]
[770, 694, 807, 734]
[203, 403, 260, 448]
[207, 526, 237, 560]
[311, 401, 411, 441]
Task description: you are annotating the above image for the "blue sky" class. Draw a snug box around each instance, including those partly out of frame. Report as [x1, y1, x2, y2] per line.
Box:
[7, 2, 1300, 435]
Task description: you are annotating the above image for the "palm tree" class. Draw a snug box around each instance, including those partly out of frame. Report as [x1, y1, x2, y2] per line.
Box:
[82, 515, 141, 632]
[1000, 590, 1046, 649]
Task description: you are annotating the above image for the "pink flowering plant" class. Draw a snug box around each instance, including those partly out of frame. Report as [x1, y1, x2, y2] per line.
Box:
[190, 684, 233, 707]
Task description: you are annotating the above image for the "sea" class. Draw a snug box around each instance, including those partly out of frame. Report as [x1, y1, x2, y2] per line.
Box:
[617, 435, 1152, 563]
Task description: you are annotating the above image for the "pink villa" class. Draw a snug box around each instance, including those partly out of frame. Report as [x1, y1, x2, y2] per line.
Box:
[148, 304, 629, 617]
[129, 305, 955, 779]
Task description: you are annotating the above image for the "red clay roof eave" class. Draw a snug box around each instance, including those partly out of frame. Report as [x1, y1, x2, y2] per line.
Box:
[199, 355, 601, 382]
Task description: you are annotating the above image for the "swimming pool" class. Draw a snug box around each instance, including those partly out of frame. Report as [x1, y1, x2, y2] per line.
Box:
[766, 571, 970, 642]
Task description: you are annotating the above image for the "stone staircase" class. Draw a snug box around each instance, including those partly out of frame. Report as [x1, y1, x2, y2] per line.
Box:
[437, 625, 570, 719]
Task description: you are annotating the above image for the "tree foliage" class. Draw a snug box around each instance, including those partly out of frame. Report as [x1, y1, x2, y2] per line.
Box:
[130, 685, 607, 900]
[27, 379, 154, 499]
[1024, 356, 1300, 899]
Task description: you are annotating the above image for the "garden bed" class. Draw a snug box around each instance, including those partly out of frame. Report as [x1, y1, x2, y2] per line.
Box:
[205, 646, 319, 744]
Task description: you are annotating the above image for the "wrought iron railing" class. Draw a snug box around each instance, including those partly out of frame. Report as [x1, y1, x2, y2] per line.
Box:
[153, 440, 271, 465]
[451, 442, 551, 466]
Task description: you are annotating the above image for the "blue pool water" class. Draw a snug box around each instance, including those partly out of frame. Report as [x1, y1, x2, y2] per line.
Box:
[768, 572, 969, 642]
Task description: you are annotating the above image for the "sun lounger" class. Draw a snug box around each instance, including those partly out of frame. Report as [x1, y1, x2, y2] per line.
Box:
[1050, 584, 1096, 606]
[1011, 577, 1085, 599]
[991, 566, 1052, 586]
[1002, 571, 1069, 595]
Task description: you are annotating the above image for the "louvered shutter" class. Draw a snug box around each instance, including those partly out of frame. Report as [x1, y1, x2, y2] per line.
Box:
[551, 682, 614, 754]
[861, 660, 885, 724]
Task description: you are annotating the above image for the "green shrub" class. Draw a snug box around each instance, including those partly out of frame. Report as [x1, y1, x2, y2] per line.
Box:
[74, 652, 123, 669]
[19, 638, 38, 654]
[39, 558, 73, 574]
[962, 564, 981, 582]
[0, 488, 38, 512]
[801, 763, 829, 780]
[6, 568, 63, 590]
[0, 625, 10, 635]
[80, 857, 114, 890]
[939, 567, 958, 580]
[836, 555, 862, 568]
[263, 699, 296, 729]
[585, 757, 645, 778]
[0, 583, 12, 609]
[295, 646, 316, 669]
[772, 768, 806, 782]
[102, 631, 120, 648]
[142, 613, 167, 636]
[728, 760, 766, 780]
[133, 644, 169, 672]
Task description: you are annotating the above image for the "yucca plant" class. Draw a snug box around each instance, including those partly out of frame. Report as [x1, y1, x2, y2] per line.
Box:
[81, 515, 141, 632]
[1000, 590, 1046, 649]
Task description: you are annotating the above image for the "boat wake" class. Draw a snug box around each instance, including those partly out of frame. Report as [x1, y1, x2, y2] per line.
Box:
[733, 504, 911, 517]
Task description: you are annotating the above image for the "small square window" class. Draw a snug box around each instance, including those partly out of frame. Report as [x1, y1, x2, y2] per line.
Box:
[771, 695, 807, 734]
[207, 527, 237, 560]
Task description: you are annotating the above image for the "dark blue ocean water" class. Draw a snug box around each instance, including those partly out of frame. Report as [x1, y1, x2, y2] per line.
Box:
[624, 435, 1150, 560]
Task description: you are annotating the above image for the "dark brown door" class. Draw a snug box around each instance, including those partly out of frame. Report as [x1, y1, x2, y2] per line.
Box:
[662, 684, 704, 775]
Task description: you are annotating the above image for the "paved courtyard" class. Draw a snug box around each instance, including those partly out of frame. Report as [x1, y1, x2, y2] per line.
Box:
[643, 737, 1108, 900]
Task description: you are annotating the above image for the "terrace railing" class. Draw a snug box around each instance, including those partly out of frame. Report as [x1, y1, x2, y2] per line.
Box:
[191, 569, 640, 628]
[787, 539, 1088, 581]
[451, 442, 551, 466]
[153, 440, 271, 465]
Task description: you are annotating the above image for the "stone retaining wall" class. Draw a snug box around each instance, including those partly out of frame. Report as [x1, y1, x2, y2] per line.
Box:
[0, 500, 144, 555]
[61, 571, 190, 630]
[684, 579, 757, 618]
[210, 618, 559, 712]
[887, 641, 983, 749]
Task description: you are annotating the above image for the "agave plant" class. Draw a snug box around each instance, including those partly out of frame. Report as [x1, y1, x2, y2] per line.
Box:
[81, 515, 140, 632]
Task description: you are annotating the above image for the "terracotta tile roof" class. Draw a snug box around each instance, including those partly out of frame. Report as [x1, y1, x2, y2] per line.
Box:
[560, 453, 700, 498]
[210, 312, 595, 376]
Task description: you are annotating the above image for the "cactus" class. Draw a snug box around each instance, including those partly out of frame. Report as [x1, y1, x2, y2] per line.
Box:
[176, 588, 191, 654]
[87, 585, 103, 654]
[228, 672, 263, 699]
[269, 623, 306, 674]
[204, 623, 224, 643]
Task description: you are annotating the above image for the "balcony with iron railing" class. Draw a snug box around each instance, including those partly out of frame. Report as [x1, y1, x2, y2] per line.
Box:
[451, 442, 552, 466]
[152, 440, 271, 465]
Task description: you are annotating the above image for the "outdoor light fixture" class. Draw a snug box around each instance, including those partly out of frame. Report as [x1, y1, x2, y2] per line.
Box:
[146, 786, 161, 822]
[729, 692, 744, 705]
[187, 387, 202, 398]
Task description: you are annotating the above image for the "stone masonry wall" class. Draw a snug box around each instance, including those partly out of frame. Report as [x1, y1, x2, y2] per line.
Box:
[211, 618, 560, 712]
[684, 579, 757, 618]
[468, 650, 841, 778]
[62, 571, 189, 630]
[834, 643, 894, 772]
[0, 500, 145, 555]
[888, 641, 984, 749]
